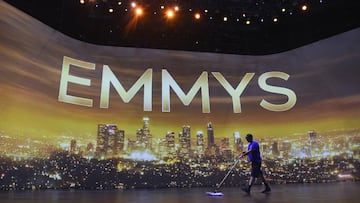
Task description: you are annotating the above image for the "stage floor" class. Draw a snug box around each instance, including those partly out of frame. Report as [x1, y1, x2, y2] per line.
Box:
[1, 182, 359, 203]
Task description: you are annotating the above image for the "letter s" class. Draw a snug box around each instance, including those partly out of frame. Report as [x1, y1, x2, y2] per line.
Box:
[258, 71, 297, 112]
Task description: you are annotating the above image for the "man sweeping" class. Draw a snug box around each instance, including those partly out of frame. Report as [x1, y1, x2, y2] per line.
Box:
[238, 133, 271, 194]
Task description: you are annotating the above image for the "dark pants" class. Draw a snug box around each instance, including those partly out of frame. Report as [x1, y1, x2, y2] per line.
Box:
[251, 162, 263, 178]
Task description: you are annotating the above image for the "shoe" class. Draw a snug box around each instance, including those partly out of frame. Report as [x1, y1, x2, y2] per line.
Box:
[261, 187, 271, 193]
[241, 187, 250, 194]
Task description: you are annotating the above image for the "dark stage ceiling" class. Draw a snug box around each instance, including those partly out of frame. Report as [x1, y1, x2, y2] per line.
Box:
[4, 0, 360, 55]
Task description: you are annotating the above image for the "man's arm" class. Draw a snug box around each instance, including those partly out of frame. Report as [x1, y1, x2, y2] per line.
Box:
[238, 148, 252, 159]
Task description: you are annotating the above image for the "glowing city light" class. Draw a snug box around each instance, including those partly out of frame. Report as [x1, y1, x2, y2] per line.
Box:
[125, 151, 158, 161]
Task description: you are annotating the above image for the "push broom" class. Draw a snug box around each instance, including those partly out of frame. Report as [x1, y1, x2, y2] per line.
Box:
[206, 158, 240, 196]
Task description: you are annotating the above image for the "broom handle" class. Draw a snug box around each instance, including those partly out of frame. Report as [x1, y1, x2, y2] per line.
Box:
[216, 159, 240, 189]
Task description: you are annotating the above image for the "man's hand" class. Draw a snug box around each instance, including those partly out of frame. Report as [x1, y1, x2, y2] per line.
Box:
[238, 151, 245, 159]
[238, 151, 247, 159]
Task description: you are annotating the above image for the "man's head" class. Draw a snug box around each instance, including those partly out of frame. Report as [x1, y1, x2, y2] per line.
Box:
[245, 133, 253, 143]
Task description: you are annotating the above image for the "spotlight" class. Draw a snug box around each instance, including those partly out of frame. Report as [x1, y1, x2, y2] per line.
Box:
[135, 7, 143, 16]
[109, 8, 114, 13]
[174, 6, 179, 12]
[131, 2, 137, 8]
[246, 20, 251, 25]
[166, 10, 174, 18]
[194, 13, 201, 20]
[301, 4, 308, 11]
[80, 0, 85, 4]
[223, 16, 228, 22]
[273, 17, 278, 22]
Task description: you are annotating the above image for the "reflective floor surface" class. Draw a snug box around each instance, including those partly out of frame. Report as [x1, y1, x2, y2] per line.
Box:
[1, 182, 359, 203]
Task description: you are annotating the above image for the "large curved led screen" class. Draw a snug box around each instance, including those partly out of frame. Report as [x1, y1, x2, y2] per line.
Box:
[0, 1, 359, 190]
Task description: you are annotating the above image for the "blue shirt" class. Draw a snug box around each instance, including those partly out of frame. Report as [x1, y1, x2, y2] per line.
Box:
[248, 140, 262, 163]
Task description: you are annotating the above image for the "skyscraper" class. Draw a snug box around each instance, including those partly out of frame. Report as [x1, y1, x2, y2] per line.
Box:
[308, 130, 318, 156]
[308, 130, 318, 144]
[207, 122, 214, 148]
[179, 125, 191, 157]
[196, 131, 205, 157]
[70, 139, 77, 154]
[272, 141, 279, 156]
[166, 131, 176, 157]
[96, 124, 125, 159]
[136, 117, 152, 150]
[233, 132, 243, 153]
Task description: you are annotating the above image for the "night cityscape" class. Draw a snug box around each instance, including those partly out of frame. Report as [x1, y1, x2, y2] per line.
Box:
[0, 118, 359, 190]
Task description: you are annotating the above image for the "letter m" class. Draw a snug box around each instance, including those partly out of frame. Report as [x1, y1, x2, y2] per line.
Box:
[100, 66, 153, 111]
[162, 69, 210, 113]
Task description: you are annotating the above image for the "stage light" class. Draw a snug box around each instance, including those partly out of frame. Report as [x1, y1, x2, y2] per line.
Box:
[273, 17, 278, 22]
[204, 9, 208, 13]
[166, 10, 174, 18]
[223, 17, 228, 22]
[301, 4, 308, 11]
[194, 13, 201, 20]
[79, 0, 85, 4]
[246, 20, 251, 25]
[135, 7, 143, 16]
[160, 5, 165, 10]
[281, 8, 286, 12]
[109, 8, 114, 13]
[174, 6, 179, 12]
[117, 1, 122, 6]
[131, 2, 137, 8]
